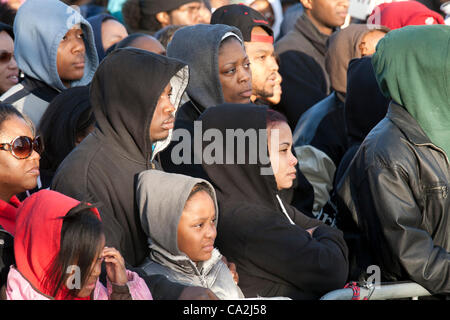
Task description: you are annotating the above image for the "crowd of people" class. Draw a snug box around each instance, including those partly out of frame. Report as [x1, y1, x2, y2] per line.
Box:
[0, 0, 448, 301]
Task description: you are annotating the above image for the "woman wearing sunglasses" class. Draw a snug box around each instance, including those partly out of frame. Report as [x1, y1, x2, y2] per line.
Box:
[0, 23, 19, 96]
[0, 103, 42, 236]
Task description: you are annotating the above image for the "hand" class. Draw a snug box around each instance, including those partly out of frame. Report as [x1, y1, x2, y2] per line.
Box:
[222, 256, 239, 284]
[103, 247, 128, 286]
[178, 286, 219, 300]
[306, 226, 318, 236]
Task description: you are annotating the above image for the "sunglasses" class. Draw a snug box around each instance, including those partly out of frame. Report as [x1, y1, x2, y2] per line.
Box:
[0, 51, 14, 64]
[0, 136, 43, 159]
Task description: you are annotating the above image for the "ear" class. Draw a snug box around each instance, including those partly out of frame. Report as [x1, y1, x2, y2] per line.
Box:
[299, 0, 313, 10]
[359, 41, 368, 57]
[155, 12, 171, 27]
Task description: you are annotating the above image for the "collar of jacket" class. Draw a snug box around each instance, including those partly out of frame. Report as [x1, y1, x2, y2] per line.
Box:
[150, 243, 222, 278]
[387, 102, 447, 153]
[21, 75, 61, 103]
[294, 13, 331, 56]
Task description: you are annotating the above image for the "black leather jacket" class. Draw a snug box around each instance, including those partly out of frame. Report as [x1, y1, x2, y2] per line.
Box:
[336, 103, 450, 295]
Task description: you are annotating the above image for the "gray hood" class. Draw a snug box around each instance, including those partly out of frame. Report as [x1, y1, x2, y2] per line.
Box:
[167, 24, 244, 110]
[136, 170, 219, 257]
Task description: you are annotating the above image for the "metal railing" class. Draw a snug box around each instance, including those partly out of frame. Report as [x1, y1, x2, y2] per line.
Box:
[320, 281, 432, 300]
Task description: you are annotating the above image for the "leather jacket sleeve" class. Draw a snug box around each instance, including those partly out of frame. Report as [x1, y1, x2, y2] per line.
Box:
[346, 162, 450, 294]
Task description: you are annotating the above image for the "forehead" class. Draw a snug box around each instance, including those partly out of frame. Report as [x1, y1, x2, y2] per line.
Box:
[178, 1, 202, 9]
[0, 116, 33, 141]
[0, 31, 14, 49]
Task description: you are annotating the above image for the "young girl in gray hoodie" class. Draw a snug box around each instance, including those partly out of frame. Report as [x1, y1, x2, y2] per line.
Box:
[136, 170, 244, 300]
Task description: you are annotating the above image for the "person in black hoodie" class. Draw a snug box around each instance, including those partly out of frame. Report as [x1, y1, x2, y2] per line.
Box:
[198, 104, 348, 299]
[274, 0, 349, 129]
[51, 48, 216, 300]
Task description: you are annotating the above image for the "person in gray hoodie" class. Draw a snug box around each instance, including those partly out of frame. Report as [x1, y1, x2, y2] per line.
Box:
[137, 170, 244, 300]
[0, 0, 98, 127]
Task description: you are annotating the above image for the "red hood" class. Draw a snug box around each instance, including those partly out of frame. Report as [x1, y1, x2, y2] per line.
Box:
[14, 190, 101, 300]
[0, 196, 21, 235]
[369, 1, 445, 30]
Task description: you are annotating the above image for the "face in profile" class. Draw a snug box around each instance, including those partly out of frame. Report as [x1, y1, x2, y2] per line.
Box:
[245, 27, 279, 100]
[218, 37, 253, 104]
[0, 31, 19, 95]
[177, 189, 217, 263]
[267, 121, 298, 190]
[149, 83, 175, 143]
[0, 116, 40, 201]
[57, 25, 86, 88]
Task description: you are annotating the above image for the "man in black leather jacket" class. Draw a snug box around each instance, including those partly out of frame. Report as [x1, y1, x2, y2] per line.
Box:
[336, 25, 450, 296]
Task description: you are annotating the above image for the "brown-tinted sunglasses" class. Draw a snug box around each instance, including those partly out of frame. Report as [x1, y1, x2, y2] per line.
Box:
[0, 51, 14, 64]
[0, 135, 43, 159]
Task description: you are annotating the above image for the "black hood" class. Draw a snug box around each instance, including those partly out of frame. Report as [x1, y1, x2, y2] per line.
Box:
[345, 56, 390, 146]
[198, 103, 279, 209]
[90, 48, 189, 166]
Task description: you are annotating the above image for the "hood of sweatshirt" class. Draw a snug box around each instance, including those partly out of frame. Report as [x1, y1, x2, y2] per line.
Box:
[14, 190, 101, 300]
[372, 25, 450, 157]
[13, 0, 99, 92]
[345, 56, 390, 147]
[325, 24, 389, 95]
[90, 48, 189, 165]
[167, 24, 244, 111]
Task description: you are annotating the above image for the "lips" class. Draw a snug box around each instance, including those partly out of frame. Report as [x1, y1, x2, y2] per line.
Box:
[202, 242, 214, 252]
[73, 59, 85, 69]
[6, 74, 18, 84]
[239, 88, 253, 98]
[27, 166, 40, 176]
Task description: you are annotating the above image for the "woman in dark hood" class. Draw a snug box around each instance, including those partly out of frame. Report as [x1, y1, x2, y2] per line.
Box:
[87, 13, 128, 62]
[51, 48, 190, 299]
[197, 104, 349, 299]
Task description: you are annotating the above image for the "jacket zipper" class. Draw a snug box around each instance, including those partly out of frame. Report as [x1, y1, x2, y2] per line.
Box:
[427, 186, 448, 199]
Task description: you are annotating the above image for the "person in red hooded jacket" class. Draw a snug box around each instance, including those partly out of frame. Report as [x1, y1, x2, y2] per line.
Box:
[367, 0, 445, 30]
[2, 189, 153, 300]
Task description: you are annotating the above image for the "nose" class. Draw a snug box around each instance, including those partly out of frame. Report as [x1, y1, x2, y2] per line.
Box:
[162, 98, 175, 115]
[238, 66, 251, 84]
[269, 56, 279, 72]
[28, 149, 40, 161]
[8, 56, 18, 70]
[206, 222, 217, 241]
[289, 149, 298, 167]
[72, 37, 86, 55]
[340, 0, 350, 9]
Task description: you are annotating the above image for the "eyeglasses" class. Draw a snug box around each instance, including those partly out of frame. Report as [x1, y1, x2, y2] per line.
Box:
[0, 51, 14, 64]
[0, 136, 43, 159]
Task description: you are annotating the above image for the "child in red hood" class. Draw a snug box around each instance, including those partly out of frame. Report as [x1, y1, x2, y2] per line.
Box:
[3, 189, 152, 300]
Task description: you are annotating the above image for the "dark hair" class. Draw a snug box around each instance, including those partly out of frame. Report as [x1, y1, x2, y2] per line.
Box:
[154, 25, 184, 49]
[37, 86, 95, 173]
[266, 108, 288, 129]
[0, 21, 13, 39]
[43, 203, 104, 299]
[0, 103, 25, 133]
[0, 3, 16, 26]
[122, 0, 163, 34]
